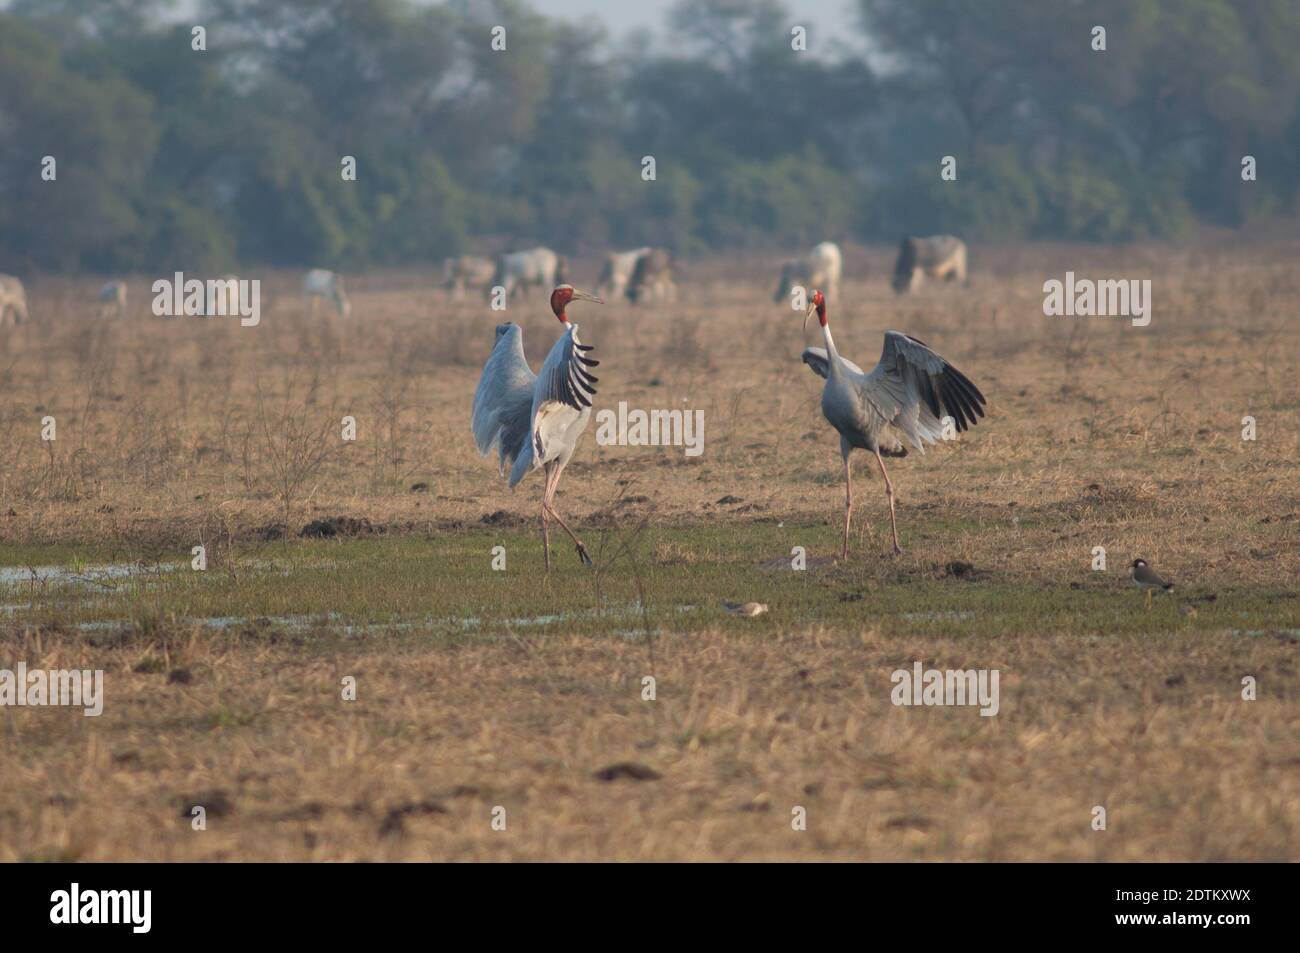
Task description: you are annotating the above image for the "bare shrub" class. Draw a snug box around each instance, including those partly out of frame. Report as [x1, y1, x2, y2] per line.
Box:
[252, 378, 342, 516]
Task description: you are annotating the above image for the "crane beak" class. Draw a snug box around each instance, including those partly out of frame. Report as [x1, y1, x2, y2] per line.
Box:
[803, 304, 817, 333]
[570, 288, 604, 305]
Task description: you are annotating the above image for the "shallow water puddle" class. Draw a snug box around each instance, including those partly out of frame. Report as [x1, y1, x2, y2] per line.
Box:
[62, 602, 702, 636]
[0, 562, 180, 588]
[902, 610, 977, 623]
[451, 602, 699, 631]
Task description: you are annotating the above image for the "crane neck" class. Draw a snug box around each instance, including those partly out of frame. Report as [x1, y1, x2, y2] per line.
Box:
[820, 320, 843, 373]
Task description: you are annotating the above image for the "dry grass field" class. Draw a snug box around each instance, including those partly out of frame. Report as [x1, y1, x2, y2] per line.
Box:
[1, 240, 1297, 861]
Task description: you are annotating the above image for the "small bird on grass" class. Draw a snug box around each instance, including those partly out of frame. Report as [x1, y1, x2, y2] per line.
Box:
[1131, 558, 1174, 609]
[723, 601, 769, 618]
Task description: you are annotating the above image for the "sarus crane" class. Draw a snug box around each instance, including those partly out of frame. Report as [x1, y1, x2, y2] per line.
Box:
[800, 289, 986, 557]
[472, 284, 604, 570]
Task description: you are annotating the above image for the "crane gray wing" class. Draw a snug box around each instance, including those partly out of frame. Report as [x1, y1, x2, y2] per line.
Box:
[802, 347, 864, 379]
[472, 324, 537, 474]
[860, 331, 985, 451]
[507, 323, 600, 488]
[534, 322, 599, 412]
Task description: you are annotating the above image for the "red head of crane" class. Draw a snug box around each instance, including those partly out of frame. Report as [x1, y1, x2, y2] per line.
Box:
[801, 288, 986, 557]
[472, 284, 604, 570]
[549, 284, 592, 324]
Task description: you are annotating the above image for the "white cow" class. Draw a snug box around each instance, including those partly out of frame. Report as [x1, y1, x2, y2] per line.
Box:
[774, 241, 842, 304]
[626, 248, 677, 304]
[596, 247, 651, 301]
[303, 269, 350, 317]
[892, 236, 968, 293]
[443, 255, 496, 300]
[0, 274, 30, 326]
[98, 280, 128, 319]
[490, 247, 568, 304]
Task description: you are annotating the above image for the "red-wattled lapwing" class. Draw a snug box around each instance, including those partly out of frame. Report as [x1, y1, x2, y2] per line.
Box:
[1130, 558, 1174, 610]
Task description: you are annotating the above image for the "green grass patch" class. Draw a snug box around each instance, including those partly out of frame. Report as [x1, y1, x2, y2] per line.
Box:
[1, 525, 1296, 640]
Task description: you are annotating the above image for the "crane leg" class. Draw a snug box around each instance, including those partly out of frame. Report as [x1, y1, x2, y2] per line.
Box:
[841, 453, 853, 560]
[542, 460, 592, 567]
[873, 448, 903, 556]
[540, 496, 552, 572]
[544, 505, 592, 567]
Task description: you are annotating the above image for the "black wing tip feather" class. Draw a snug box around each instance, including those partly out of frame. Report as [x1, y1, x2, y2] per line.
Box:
[942, 374, 976, 430]
[935, 364, 982, 426]
[563, 377, 595, 410]
[948, 364, 986, 407]
[558, 339, 598, 411]
[891, 330, 987, 430]
[920, 370, 942, 420]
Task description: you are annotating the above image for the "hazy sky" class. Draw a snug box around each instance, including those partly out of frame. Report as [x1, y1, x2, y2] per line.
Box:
[0, 0, 857, 43]
[0, 0, 863, 53]
[526, 0, 853, 38]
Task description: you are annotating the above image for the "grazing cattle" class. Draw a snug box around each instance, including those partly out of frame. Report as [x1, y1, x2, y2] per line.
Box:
[303, 269, 350, 317]
[98, 280, 128, 319]
[774, 241, 842, 304]
[626, 248, 677, 304]
[596, 247, 650, 301]
[489, 247, 568, 304]
[892, 236, 967, 294]
[443, 255, 495, 300]
[0, 274, 30, 326]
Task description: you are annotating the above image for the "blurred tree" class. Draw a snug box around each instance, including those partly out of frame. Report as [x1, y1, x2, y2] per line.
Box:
[8, 0, 177, 39]
[874, 146, 1039, 242]
[700, 151, 860, 247]
[0, 13, 158, 270]
[858, 0, 1038, 158]
[1145, 0, 1300, 222]
[0, 0, 1298, 271]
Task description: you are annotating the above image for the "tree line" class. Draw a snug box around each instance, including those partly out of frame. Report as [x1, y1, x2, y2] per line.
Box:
[1, 0, 1297, 274]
